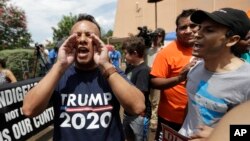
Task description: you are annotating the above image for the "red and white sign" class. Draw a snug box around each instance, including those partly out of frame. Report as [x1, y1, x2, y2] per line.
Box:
[162, 123, 190, 141]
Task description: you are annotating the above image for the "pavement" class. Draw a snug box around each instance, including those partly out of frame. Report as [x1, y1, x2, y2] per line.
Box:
[27, 126, 53, 141]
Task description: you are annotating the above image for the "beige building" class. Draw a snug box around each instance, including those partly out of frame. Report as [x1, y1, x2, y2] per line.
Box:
[112, 0, 250, 40]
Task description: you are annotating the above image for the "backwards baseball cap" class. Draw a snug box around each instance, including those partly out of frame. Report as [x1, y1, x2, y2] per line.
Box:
[191, 8, 250, 39]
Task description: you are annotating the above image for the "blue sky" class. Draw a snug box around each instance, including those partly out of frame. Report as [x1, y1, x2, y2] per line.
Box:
[9, 0, 117, 43]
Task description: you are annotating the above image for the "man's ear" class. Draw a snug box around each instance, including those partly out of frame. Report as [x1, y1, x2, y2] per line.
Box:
[226, 35, 241, 47]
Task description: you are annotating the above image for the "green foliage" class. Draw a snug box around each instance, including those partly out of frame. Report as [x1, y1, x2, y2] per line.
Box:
[0, 48, 39, 81]
[52, 13, 77, 42]
[100, 30, 124, 58]
[105, 30, 113, 37]
[102, 29, 113, 44]
[52, 13, 115, 43]
[51, 13, 118, 54]
[0, 0, 32, 50]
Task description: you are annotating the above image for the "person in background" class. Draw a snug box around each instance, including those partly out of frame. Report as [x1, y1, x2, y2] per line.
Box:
[35, 44, 50, 76]
[146, 28, 165, 131]
[49, 47, 58, 65]
[22, 71, 29, 80]
[22, 13, 145, 141]
[146, 28, 165, 67]
[150, 9, 199, 140]
[109, 45, 122, 68]
[49, 38, 67, 69]
[234, 30, 250, 63]
[178, 8, 250, 140]
[0, 58, 17, 85]
[122, 36, 151, 141]
[234, 13, 250, 63]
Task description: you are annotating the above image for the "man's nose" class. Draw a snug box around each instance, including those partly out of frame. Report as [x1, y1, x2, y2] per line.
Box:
[194, 30, 201, 39]
[77, 33, 88, 44]
[184, 26, 192, 34]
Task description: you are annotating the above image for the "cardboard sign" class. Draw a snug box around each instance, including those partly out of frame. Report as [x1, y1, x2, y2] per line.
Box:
[162, 123, 190, 141]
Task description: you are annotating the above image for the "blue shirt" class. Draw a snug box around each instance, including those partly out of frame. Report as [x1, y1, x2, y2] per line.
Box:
[109, 50, 121, 68]
[49, 49, 57, 64]
[241, 52, 250, 63]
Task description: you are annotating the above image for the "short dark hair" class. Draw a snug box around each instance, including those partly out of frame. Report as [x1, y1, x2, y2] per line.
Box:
[0, 59, 6, 68]
[122, 36, 146, 58]
[77, 13, 101, 34]
[175, 9, 197, 27]
[224, 30, 244, 56]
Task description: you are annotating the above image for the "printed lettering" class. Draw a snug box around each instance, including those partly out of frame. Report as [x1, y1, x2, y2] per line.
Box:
[72, 113, 86, 129]
[0, 83, 36, 108]
[60, 112, 71, 127]
[61, 92, 112, 107]
[67, 94, 77, 106]
[234, 129, 247, 136]
[87, 113, 99, 129]
[103, 92, 112, 105]
[33, 107, 54, 128]
[60, 112, 112, 130]
[100, 112, 111, 128]
[5, 109, 19, 122]
[12, 118, 33, 139]
[0, 128, 11, 141]
[164, 130, 183, 141]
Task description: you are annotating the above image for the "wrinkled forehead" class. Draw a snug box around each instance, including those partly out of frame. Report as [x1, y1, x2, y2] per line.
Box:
[71, 20, 100, 37]
[177, 16, 192, 26]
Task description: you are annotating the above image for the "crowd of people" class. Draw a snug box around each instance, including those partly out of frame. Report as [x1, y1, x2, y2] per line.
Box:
[0, 42, 59, 86]
[0, 6, 249, 141]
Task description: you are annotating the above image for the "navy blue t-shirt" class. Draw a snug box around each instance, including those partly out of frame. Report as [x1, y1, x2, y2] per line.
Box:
[52, 65, 126, 141]
[125, 62, 151, 118]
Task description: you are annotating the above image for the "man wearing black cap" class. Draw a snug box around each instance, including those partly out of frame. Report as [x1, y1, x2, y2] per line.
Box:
[178, 8, 250, 140]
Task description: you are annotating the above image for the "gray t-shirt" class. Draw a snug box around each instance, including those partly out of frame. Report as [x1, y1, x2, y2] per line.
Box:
[179, 60, 250, 137]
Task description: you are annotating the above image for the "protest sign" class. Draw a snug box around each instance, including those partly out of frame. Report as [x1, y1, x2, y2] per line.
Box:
[0, 78, 54, 141]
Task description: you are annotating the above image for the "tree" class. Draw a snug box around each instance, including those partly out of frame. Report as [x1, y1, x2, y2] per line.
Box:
[52, 13, 114, 45]
[0, 0, 32, 50]
[102, 29, 113, 44]
[52, 13, 77, 43]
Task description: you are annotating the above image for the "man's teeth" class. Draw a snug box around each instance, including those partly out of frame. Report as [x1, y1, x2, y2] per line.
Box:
[78, 48, 88, 53]
[194, 43, 201, 48]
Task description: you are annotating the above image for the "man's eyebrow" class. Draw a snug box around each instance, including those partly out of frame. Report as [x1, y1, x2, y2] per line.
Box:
[201, 24, 214, 28]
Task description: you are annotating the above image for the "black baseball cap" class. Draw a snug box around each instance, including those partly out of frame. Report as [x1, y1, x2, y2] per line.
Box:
[191, 8, 250, 39]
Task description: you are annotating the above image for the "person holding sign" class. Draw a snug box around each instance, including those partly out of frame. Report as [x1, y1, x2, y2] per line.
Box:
[178, 8, 250, 140]
[22, 13, 145, 141]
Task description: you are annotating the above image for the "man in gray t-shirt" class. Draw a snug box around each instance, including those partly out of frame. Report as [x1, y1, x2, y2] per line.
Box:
[179, 8, 250, 139]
